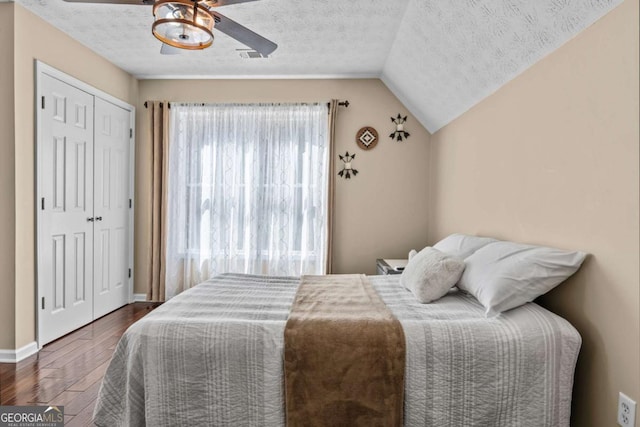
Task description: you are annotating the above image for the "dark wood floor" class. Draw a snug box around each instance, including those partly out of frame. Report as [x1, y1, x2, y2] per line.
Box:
[0, 302, 158, 426]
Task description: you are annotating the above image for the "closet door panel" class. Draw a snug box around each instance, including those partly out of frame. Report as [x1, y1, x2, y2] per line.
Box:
[93, 97, 131, 318]
[38, 75, 94, 345]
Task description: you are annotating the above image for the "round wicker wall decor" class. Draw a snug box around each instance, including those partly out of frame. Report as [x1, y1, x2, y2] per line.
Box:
[356, 127, 379, 150]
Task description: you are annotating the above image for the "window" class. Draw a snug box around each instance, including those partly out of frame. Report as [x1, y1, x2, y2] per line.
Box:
[165, 103, 329, 297]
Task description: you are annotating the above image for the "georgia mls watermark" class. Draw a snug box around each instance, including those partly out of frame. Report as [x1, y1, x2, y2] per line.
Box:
[0, 406, 64, 427]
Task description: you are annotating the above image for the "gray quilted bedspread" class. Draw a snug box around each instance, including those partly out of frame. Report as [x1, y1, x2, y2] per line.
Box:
[93, 273, 580, 427]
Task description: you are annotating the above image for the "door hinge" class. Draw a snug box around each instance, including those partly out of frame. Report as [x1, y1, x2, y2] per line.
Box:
[129, 199, 132, 209]
[41, 297, 45, 310]
[128, 268, 132, 278]
[41, 96, 45, 110]
[130, 128, 133, 138]
[41, 197, 45, 210]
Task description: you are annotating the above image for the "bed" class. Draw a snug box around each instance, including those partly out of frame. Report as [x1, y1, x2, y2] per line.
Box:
[93, 272, 581, 427]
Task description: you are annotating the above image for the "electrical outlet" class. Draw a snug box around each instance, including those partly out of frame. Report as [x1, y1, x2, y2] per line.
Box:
[618, 392, 637, 427]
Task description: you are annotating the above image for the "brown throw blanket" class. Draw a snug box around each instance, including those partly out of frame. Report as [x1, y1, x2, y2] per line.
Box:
[284, 274, 405, 427]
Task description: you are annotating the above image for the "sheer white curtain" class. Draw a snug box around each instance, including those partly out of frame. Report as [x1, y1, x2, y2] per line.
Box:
[165, 103, 329, 298]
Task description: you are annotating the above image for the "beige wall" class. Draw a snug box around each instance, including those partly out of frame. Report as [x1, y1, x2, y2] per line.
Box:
[8, 4, 138, 348]
[0, 3, 16, 349]
[4, 10, 636, 427]
[428, 1, 639, 426]
[135, 79, 432, 293]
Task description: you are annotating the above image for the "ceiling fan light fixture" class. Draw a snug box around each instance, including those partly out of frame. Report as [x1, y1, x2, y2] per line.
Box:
[152, 0, 214, 50]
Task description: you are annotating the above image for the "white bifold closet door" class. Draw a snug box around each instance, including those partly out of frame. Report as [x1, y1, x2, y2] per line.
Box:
[38, 74, 131, 345]
[39, 75, 95, 345]
[93, 97, 131, 319]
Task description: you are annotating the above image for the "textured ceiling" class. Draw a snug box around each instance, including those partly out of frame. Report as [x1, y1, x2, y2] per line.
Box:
[382, 0, 623, 131]
[14, 0, 622, 132]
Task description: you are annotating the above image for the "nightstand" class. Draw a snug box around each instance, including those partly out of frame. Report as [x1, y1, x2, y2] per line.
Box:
[376, 259, 408, 275]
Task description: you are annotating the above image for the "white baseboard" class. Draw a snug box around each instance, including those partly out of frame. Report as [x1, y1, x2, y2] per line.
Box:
[133, 293, 147, 302]
[0, 341, 39, 363]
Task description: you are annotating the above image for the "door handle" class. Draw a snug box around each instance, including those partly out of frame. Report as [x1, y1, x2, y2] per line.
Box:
[87, 217, 94, 222]
[95, 216, 103, 221]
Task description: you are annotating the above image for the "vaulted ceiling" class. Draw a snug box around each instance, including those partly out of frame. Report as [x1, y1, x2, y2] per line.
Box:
[15, 0, 622, 132]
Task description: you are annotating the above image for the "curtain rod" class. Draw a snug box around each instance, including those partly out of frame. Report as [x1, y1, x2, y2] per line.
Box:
[328, 100, 350, 109]
[144, 101, 172, 109]
[145, 101, 350, 109]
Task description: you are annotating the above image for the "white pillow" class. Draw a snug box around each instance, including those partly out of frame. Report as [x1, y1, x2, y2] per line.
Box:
[400, 247, 466, 303]
[433, 233, 497, 259]
[458, 241, 587, 316]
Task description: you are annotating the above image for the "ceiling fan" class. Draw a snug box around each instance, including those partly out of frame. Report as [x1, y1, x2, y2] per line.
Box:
[62, 0, 278, 56]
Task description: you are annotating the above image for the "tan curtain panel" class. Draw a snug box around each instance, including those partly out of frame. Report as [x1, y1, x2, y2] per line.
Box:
[326, 100, 338, 274]
[146, 101, 170, 302]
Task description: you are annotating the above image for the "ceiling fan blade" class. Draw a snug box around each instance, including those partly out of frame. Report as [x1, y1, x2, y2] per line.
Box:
[160, 44, 183, 55]
[63, 0, 257, 5]
[203, 0, 259, 6]
[63, 0, 154, 4]
[211, 10, 277, 56]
